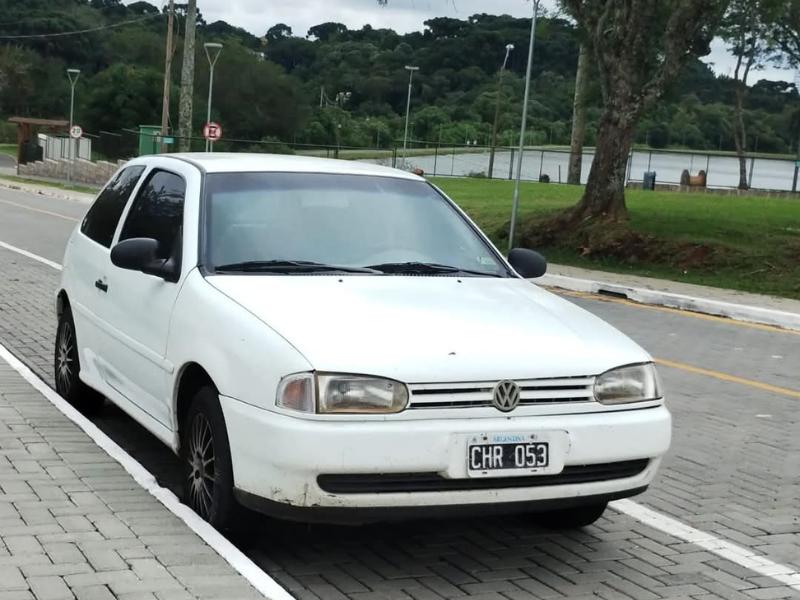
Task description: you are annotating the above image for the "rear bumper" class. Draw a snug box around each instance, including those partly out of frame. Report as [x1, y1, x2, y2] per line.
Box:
[220, 397, 671, 520]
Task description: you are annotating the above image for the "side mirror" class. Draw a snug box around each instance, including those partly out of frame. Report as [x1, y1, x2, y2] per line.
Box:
[111, 238, 179, 282]
[508, 248, 547, 279]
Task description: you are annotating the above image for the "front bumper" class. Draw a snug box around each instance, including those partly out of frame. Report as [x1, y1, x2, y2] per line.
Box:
[220, 397, 671, 521]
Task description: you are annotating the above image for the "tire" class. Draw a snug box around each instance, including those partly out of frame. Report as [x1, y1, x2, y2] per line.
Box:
[536, 502, 608, 529]
[181, 386, 238, 530]
[54, 305, 105, 414]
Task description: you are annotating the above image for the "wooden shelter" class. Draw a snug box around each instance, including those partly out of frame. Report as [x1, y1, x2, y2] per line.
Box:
[7, 117, 69, 164]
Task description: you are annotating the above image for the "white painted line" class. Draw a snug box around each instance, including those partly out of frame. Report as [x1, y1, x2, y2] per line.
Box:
[538, 273, 800, 332]
[0, 343, 294, 600]
[612, 499, 800, 591]
[0, 240, 62, 271]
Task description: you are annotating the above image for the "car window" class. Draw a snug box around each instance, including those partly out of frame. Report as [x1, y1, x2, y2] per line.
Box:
[204, 173, 506, 276]
[80, 166, 145, 248]
[119, 169, 185, 260]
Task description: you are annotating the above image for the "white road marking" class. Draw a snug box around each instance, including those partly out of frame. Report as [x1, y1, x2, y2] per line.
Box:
[0, 343, 294, 600]
[3, 239, 800, 594]
[612, 499, 800, 590]
[0, 240, 62, 271]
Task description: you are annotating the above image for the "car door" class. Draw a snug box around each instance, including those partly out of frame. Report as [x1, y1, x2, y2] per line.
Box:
[64, 165, 146, 391]
[100, 167, 188, 428]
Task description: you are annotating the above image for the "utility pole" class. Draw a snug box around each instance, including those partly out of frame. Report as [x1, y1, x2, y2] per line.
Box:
[488, 44, 514, 180]
[508, 0, 539, 252]
[66, 69, 80, 183]
[402, 65, 419, 163]
[177, 0, 197, 152]
[160, 0, 175, 154]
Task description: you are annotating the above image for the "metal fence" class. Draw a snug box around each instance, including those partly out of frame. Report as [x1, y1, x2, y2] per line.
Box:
[77, 130, 800, 193]
[388, 141, 800, 192]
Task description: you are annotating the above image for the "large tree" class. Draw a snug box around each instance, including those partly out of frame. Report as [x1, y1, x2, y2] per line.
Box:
[720, 0, 779, 190]
[559, 0, 728, 221]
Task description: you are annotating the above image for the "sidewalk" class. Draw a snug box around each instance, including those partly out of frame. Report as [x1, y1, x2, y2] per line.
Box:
[543, 263, 800, 331]
[0, 354, 267, 600]
[0, 177, 96, 204]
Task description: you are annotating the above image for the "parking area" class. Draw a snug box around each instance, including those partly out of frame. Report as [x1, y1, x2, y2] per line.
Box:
[0, 185, 798, 600]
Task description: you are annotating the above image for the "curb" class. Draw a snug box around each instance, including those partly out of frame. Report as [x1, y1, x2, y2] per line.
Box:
[0, 179, 96, 203]
[538, 273, 800, 332]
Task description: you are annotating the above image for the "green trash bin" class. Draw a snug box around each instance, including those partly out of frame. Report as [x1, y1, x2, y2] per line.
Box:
[138, 125, 161, 156]
[643, 171, 656, 191]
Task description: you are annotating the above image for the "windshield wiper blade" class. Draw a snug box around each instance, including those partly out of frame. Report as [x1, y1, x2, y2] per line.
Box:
[214, 260, 381, 274]
[365, 262, 503, 277]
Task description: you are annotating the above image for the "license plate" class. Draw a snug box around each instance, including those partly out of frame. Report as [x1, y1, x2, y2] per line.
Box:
[465, 432, 567, 478]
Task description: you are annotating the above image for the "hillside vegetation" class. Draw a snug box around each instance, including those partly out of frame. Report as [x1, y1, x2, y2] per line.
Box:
[1, 0, 798, 157]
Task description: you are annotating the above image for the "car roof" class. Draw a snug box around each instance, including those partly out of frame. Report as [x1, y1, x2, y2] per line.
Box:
[158, 153, 423, 181]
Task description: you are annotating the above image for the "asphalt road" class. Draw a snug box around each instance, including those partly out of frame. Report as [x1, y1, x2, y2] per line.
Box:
[0, 187, 798, 600]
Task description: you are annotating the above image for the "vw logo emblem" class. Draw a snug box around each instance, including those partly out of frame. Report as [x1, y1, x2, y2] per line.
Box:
[493, 380, 521, 412]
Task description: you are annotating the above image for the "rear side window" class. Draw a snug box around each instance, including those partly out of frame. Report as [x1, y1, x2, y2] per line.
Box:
[80, 166, 145, 248]
[120, 170, 185, 259]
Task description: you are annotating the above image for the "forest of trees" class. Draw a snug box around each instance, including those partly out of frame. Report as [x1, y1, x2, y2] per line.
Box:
[1, 0, 798, 156]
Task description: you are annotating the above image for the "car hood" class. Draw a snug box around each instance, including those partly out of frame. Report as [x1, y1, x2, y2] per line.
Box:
[206, 275, 650, 383]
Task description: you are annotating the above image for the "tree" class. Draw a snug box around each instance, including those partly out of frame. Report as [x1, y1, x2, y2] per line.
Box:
[770, 0, 800, 65]
[720, 0, 779, 189]
[559, 0, 728, 221]
[308, 22, 348, 42]
[266, 24, 293, 43]
[567, 44, 589, 184]
[177, 0, 197, 152]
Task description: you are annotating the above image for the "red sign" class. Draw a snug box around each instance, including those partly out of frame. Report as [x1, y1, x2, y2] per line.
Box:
[203, 122, 222, 142]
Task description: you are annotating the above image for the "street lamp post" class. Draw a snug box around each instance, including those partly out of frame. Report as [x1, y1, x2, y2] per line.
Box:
[508, 0, 540, 252]
[204, 42, 223, 152]
[66, 68, 80, 183]
[488, 43, 515, 179]
[402, 65, 419, 164]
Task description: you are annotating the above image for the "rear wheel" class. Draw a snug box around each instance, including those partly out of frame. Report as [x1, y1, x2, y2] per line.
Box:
[181, 386, 238, 530]
[54, 305, 104, 414]
[536, 502, 608, 529]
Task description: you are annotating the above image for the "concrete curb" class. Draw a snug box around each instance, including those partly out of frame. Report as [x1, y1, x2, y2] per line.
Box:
[538, 273, 800, 332]
[0, 178, 96, 203]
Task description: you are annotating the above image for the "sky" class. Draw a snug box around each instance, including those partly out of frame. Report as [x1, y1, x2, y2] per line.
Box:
[147, 0, 795, 84]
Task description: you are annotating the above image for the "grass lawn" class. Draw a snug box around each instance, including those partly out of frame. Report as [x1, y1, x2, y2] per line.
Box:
[0, 175, 98, 195]
[0, 144, 17, 159]
[432, 176, 800, 299]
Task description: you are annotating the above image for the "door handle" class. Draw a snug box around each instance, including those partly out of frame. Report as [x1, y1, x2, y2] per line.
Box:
[95, 279, 108, 293]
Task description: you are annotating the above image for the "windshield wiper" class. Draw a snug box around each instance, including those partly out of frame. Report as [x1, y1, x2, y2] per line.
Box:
[214, 260, 381, 274]
[365, 261, 503, 277]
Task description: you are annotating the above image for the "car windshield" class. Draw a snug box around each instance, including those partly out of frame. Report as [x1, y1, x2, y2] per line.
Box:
[203, 172, 508, 277]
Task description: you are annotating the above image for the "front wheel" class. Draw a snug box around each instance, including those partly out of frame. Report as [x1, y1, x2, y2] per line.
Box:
[54, 305, 104, 414]
[181, 386, 238, 530]
[536, 502, 608, 529]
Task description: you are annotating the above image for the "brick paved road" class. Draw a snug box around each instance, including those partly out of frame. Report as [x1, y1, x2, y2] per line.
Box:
[0, 189, 798, 600]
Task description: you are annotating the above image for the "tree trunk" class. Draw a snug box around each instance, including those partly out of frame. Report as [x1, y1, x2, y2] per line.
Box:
[571, 106, 636, 222]
[567, 44, 589, 185]
[733, 84, 749, 189]
[177, 0, 197, 153]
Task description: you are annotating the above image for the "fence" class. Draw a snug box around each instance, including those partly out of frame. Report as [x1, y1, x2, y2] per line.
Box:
[387, 141, 800, 193]
[42, 129, 800, 193]
[37, 134, 91, 161]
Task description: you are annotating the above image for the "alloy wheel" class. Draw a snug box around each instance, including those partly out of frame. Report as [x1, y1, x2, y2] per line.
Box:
[56, 321, 75, 395]
[187, 412, 216, 520]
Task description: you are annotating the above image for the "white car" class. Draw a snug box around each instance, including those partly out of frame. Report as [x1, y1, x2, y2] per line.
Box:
[55, 153, 671, 529]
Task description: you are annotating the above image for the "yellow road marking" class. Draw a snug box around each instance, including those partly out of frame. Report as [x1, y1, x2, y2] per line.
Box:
[655, 358, 800, 400]
[0, 198, 79, 222]
[554, 288, 800, 336]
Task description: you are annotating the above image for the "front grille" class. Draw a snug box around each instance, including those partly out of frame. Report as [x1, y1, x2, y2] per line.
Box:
[407, 376, 595, 409]
[318, 460, 649, 494]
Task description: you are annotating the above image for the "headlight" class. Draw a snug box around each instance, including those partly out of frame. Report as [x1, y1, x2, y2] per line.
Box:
[276, 373, 409, 414]
[594, 363, 662, 405]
